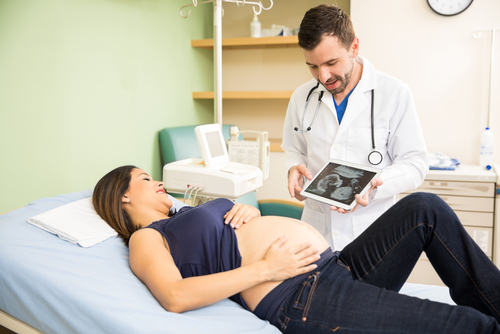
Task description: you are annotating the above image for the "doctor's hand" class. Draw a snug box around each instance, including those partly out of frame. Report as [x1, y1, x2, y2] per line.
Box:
[224, 203, 261, 229]
[288, 164, 313, 202]
[330, 178, 384, 214]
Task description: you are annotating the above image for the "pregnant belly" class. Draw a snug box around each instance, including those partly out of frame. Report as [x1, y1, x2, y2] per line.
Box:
[234, 216, 329, 311]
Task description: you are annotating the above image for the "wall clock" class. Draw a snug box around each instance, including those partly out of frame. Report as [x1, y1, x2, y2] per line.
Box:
[427, 0, 474, 16]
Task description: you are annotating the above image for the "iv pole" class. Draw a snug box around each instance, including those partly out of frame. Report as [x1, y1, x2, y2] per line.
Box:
[180, 0, 273, 128]
[214, 0, 223, 128]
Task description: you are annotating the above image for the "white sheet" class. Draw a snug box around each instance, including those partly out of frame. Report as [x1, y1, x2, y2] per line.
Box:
[0, 190, 454, 334]
[0, 190, 280, 334]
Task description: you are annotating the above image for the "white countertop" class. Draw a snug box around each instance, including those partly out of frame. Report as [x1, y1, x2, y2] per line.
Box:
[426, 164, 497, 182]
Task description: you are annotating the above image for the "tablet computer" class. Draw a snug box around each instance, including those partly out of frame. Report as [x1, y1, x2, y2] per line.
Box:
[300, 159, 382, 211]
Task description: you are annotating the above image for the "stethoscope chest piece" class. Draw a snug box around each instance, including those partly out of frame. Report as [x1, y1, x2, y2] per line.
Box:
[368, 150, 383, 166]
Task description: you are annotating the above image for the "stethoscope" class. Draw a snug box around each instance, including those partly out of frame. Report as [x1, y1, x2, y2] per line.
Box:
[293, 82, 383, 166]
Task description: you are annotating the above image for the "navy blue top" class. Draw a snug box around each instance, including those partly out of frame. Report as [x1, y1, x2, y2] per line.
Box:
[145, 198, 247, 308]
[145, 198, 332, 327]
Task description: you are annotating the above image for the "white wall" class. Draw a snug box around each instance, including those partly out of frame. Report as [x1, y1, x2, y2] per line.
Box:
[351, 0, 500, 165]
[220, 1, 500, 202]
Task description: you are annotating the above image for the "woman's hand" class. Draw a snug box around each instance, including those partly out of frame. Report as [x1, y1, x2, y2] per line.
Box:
[224, 203, 261, 229]
[262, 235, 320, 281]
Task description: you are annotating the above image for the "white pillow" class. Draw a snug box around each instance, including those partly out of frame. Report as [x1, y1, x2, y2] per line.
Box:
[27, 195, 187, 247]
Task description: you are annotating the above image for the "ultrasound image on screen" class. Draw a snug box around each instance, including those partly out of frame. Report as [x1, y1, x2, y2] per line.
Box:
[304, 162, 377, 205]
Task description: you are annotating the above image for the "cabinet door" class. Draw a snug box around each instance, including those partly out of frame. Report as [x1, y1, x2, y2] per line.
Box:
[404, 181, 496, 197]
[437, 195, 494, 213]
[399, 193, 494, 213]
[407, 259, 444, 286]
[464, 226, 493, 256]
[455, 211, 494, 228]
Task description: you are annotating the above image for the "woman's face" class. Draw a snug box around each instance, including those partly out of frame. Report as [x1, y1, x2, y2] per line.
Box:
[123, 168, 173, 214]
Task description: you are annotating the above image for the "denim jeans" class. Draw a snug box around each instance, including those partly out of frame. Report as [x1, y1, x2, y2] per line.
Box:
[277, 193, 500, 333]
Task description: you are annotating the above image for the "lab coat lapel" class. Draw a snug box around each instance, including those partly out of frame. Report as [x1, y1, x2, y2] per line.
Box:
[320, 87, 339, 127]
[334, 89, 368, 142]
[333, 56, 377, 143]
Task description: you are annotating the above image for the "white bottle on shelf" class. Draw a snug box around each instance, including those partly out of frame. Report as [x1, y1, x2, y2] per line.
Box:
[480, 127, 494, 170]
[250, 13, 261, 38]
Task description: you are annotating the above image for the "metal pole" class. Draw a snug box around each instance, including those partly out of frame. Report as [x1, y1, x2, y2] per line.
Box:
[214, 0, 223, 127]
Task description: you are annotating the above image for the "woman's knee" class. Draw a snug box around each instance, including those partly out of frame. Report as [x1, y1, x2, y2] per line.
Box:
[398, 192, 454, 218]
[400, 192, 444, 208]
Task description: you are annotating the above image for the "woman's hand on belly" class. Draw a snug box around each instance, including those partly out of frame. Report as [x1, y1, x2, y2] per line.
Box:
[240, 234, 321, 310]
[234, 216, 329, 310]
[223, 203, 261, 229]
[261, 235, 320, 281]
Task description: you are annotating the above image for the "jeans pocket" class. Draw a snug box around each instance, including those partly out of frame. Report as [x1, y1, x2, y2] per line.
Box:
[337, 258, 351, 271]
[292, 271, 321, 321]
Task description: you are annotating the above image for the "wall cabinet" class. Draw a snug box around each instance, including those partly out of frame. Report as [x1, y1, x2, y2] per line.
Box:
[400, 165, 497, 286]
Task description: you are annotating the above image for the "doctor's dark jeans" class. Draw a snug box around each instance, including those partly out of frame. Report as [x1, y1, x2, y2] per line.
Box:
[277, 193, 500, 333]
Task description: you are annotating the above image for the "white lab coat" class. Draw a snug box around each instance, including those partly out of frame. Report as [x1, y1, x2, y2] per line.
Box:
[282, 56, 428, 251]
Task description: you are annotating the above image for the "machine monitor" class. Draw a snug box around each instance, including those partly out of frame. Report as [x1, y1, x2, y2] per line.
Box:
[195, 124, 229, 168]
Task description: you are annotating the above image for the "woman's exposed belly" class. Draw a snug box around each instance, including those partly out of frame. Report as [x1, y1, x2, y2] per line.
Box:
[234, 216, 329, 311]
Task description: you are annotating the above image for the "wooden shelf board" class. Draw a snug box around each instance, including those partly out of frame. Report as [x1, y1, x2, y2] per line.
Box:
[193, 91, 293, 100]
[191, 36, 299, 50]
[269, 138, 283, 152]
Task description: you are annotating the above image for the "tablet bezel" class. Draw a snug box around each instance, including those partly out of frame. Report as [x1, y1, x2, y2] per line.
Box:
[300, 159, 382, 211]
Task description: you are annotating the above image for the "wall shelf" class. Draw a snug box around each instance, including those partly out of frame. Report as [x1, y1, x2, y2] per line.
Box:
[269, 138, 283, 152]
[191, 36, 295, 153]
[193, 91, 293, 99]
[191, 36, 299, 50]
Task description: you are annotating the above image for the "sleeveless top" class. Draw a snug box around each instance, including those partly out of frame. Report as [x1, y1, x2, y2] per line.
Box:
[145, 198, 334, 327]
[144, 198, 247, 308]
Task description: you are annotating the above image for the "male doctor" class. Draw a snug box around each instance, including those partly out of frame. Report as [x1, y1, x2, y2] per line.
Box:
[282, 4, 428, 250]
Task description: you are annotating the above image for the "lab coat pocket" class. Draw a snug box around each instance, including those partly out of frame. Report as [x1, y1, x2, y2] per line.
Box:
[346, 127, 389, 164]
[351, 212, 381, 239]
[301, 205, 326, 235]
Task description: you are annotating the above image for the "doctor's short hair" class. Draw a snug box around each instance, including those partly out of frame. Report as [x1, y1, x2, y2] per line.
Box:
[298, 4, 356, 51]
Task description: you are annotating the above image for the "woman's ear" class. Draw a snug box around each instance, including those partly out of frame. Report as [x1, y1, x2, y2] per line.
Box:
[122, 195, 131, 204]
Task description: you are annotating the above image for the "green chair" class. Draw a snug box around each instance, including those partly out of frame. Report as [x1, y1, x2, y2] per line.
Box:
[159, 125, 303, 219]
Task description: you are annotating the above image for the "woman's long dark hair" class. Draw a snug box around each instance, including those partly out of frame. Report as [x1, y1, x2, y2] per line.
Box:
[92, 165, 139, 246]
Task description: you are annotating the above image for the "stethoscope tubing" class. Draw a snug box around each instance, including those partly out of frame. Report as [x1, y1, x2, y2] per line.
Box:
[294, 82, 383, 165]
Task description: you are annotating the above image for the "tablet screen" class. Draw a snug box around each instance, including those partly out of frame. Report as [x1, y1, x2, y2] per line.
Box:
[303, 162, 378, 206]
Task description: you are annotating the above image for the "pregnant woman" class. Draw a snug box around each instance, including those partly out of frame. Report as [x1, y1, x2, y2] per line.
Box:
[92, 165, 500, 333]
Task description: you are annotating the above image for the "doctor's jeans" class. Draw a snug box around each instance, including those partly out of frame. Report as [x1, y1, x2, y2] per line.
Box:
[277, 193, 500, 333]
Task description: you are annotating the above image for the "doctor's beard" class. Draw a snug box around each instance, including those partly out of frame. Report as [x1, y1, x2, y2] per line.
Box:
[321, 57, 355, 96]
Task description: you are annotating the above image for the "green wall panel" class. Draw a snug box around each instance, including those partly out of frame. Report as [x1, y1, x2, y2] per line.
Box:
[0, 0, 214, 213]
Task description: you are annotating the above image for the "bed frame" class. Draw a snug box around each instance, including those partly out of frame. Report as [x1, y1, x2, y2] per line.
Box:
[0, 310, 42, 334]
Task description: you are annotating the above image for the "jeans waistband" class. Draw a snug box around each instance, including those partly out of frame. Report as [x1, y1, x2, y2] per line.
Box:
[254, 248, 336, 327]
